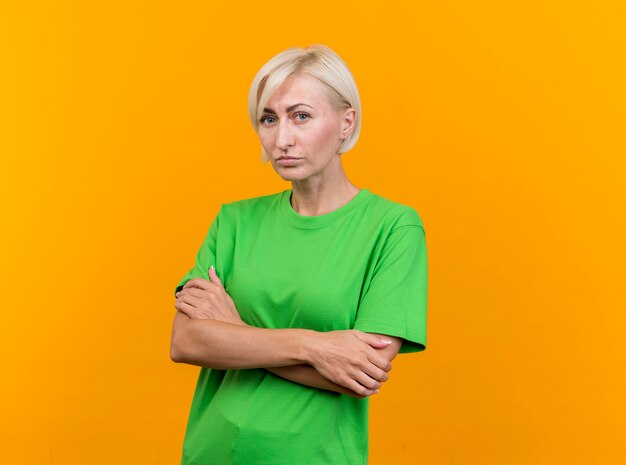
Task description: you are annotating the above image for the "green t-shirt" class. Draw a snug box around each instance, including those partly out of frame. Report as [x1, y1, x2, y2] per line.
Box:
[174, 188, 428, 465]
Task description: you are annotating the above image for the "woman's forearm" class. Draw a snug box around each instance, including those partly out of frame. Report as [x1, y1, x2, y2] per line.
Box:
[171, 311, 362, 395]
[266, 365, 368, 398]
[171, 307, 395, 395]
[170, 311, 317, 369]
[266, 332, 402, 397]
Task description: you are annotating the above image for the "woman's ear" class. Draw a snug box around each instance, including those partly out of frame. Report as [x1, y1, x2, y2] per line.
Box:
[339, 107, 357, 138]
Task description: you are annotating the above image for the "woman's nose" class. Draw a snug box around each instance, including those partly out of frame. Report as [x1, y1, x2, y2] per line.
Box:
[276, 120, 295, 150]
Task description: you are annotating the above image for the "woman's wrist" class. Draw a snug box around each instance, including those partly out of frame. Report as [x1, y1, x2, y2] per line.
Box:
[296, 329, 324, 365]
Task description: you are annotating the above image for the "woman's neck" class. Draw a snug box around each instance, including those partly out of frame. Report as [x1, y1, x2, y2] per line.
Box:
[290, 177, 360, 217]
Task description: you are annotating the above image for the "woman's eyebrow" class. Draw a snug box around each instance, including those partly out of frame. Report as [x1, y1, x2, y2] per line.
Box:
[262, 103, 314, 114]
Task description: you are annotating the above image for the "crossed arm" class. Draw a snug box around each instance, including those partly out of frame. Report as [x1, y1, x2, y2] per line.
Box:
[171, 268, 402, 398]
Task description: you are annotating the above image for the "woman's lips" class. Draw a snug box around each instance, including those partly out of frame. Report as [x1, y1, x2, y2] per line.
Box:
[277, 157, 301, 166]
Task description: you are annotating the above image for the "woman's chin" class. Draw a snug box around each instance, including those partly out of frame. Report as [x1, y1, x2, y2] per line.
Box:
[272, 167, 307, 182]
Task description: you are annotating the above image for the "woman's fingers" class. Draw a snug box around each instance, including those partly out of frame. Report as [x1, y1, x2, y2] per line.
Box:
[346, 378, 379, 397]
[308, 331, 394, 395]
[368, 351, 393, 373]
[359, 362, 389, 383]
[175, 299, 199, 318]
[177, 286, 218, 305]
[178, 270, 229, 304]
[187, 287, 212, 299]
[180, 287, 212, 303]
[351, 370, 383, 390]
[183, 278, 211, 290]
[208, 266, 223, 286]
[175, 273, 244, 325]
[325, 367, 378, 397]
[176, 292, 199, 308]
[352, 334, 393, 373]
[354, 330, 392, 349]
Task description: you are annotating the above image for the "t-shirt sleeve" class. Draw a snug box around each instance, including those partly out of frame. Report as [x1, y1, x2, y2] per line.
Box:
[353, 212, 428, 354]
[174, 206, 222, 296]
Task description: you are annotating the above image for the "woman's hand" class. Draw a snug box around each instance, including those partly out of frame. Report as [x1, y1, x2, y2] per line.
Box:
[174, 268, 399, 397]
[305, 330, 394, 396]
[174, 267, 245, 326]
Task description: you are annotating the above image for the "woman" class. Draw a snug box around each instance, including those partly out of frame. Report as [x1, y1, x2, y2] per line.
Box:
[171, 44, 428, 465]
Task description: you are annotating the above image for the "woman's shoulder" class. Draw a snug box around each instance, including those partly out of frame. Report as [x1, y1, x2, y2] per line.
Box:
[218, 190, 285, 217]
[367, 190, 425, 230]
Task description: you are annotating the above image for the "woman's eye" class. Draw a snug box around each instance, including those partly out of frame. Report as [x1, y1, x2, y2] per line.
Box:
[295, 113, 310, 121]
[260, 116, 276, 125]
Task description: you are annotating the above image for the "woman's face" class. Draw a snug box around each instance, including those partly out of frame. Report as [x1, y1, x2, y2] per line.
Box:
[258, 72, 355, 183]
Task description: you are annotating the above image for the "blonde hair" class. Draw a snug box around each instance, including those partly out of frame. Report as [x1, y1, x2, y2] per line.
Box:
[247, 44, 362, 163]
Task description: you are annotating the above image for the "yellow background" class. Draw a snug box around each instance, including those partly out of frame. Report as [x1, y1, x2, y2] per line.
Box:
[1, 1, 625, 464]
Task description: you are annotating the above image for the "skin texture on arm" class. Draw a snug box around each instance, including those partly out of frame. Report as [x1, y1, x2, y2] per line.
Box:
[266, 333, 402, 398]
[172, 268, 398, 396]
[171, 269, 394, 395]
[172, 310, 315, 369]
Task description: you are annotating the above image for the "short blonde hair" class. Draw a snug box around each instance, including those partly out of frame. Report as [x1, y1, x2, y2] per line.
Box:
[247, 44, 362, 163]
